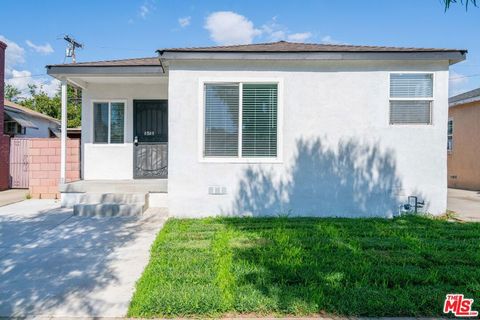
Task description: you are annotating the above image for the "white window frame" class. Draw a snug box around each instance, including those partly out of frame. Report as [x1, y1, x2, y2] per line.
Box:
[198, 78, 284, 163]
[447, 118, 453, 152]
[91, 100, 127, 144]
[388, 72, 435, 125]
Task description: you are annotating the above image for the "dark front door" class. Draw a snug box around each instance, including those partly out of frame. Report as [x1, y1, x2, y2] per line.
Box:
[133, 100, 168, 179]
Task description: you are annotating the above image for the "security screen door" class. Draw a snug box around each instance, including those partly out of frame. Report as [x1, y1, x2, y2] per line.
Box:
[133, 100, 168, 178]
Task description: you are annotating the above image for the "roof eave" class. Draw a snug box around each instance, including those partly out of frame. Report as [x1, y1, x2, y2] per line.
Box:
[449, 96, 480, 107]
[46, 65, 166, 79]
[4, 104, 60, 124]
[158, 50, 466, 65]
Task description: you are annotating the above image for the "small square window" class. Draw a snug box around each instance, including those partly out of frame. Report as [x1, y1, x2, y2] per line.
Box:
[389, 73, 433, 125]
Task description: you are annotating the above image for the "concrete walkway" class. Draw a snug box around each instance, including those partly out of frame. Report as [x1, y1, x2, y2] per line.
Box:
[0, 189, 28, 207]
[0, 200, 167, 317]
[447, 188, 480, 222]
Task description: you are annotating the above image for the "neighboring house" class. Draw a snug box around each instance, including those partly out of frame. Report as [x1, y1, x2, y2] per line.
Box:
[3, 99, 60, 138]
[47, 41, 466, 217]
[448, 88, 480, 190]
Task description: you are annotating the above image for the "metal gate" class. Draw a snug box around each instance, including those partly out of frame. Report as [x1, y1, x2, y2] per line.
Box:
[9, 138, 29, 188]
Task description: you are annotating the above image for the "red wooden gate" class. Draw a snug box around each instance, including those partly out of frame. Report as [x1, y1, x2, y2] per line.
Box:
[9, 138, 29, 188]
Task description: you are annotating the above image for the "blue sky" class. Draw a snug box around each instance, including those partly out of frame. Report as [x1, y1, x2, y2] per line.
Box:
[1, 0, 479, 97]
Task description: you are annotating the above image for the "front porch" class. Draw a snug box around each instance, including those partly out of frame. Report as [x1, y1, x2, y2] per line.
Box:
[46, 58, 168, 186]
[60, 179, 169, 214]
[60, 179, 168, 193]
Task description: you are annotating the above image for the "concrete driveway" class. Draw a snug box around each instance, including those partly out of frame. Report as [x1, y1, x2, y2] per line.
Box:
[448, 188, 480, 222]
[0, 200, 167, 317]
[0, 189, 28, 207]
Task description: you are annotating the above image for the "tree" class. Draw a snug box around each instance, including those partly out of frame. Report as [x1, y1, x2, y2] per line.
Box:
[444, 0, 478, 10]
[66, 86, 82, 128]
[8, 83, 82, 128]
[4, 84, 21, 101]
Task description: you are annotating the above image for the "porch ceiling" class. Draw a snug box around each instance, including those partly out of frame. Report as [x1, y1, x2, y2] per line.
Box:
[67, 75, 168, 89]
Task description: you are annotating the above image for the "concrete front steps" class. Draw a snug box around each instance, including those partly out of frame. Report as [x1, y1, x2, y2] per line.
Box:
[60, 179, 169, 217]
[64, 192, 148, 217]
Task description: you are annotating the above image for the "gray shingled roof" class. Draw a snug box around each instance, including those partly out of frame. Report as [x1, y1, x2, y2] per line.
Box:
[47, 41, 466, 68]
[158, 41, 465, 54]
[449, 88, 480, 105]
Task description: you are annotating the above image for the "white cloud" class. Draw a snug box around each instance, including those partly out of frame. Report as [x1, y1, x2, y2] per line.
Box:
[449, 70, 469, 96]
[287, 32, 312, 43]
[204, 11, 261, 45]
[25, 40, 54, 55]
[139, 0, 155, 19]
[6, 70, 60, 97]
[204, 12, 314, 45]
[261, 17, 312, 43]
[1, 35, 58, 97]
[178, 16, 191, 28]
[139, 5, 149, 18]
[268, 30, 286, 41]
[321, 35, 343, 45]
[0, 35, 25, 72]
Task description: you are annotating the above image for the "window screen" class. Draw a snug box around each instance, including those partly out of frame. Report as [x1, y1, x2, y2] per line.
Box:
[389, 101, 432, 124]
[94, 102, 108, 143]
[242, 84, 278, 157]
[110, 102, 125, 144]
[204, 84, 239, 157]
[390, 73, 433, 98]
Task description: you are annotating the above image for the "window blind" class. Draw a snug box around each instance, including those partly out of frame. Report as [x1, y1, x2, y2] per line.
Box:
[94, 102, 108, 143]
[390, 73, 433, 125]
[242, 84, 278, 157]
[390, 101, 431, 124]
[204, 84, 239, 157]
[390, 73, 433, 98]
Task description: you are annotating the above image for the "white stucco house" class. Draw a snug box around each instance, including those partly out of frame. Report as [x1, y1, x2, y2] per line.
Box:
[46, 41, 467, 217]
[3, 99, 60, 138]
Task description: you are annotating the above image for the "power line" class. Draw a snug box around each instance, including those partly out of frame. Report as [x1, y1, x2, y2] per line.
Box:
[449, 73, 480, 80]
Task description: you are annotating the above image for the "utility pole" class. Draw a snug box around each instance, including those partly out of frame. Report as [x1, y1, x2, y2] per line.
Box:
[61, 35, 83, 125]
[63, 35, 83, 63]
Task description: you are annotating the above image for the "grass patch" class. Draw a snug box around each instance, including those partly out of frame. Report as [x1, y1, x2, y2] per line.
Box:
[128, 216, 480, 317]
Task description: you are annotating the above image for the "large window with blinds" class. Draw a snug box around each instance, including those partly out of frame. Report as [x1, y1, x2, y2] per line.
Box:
[93, 101, 125, 144]
[389, 73, 433, 125]
[204, 83, 278, 158]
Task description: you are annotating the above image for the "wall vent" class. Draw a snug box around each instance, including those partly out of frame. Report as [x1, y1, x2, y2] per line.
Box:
[208, 186, 227, 195]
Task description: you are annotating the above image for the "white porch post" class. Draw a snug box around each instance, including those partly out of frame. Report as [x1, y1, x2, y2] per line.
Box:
[60, 80, 67, 184]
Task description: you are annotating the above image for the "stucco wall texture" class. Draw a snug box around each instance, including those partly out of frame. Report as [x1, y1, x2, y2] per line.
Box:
[79, 59, 450, 217]
[167, 60, 449, 217]
[448, 102, 480, 190]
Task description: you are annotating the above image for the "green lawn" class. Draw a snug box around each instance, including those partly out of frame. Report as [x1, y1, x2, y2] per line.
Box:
[128, 216, 480, 318]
